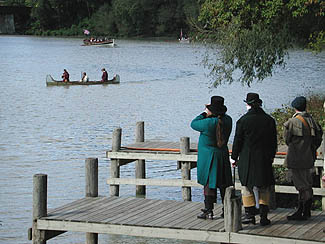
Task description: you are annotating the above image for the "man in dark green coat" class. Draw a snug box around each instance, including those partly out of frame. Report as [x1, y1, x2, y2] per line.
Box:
[191, 96, 233, 219]
[231, 93, 277, 226]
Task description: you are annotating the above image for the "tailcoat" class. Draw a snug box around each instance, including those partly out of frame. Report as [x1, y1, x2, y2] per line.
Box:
[191, 113, 233, 189]
[231, 107, 277, 189]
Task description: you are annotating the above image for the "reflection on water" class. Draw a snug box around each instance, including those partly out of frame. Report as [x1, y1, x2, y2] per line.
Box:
[0, 36, 324, 243]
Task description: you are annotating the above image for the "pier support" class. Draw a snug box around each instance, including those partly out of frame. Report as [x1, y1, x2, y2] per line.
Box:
[180, 137, 191, 201]
[85, 158, 99, 244]
[224, 186, 242, 233]
[110, 128, 121, 196]
[135, 121, 146, 196]
[32, 174, 47, 244]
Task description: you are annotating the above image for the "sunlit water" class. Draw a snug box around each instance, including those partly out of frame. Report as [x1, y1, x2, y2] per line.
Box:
[0, 36, 324, 244]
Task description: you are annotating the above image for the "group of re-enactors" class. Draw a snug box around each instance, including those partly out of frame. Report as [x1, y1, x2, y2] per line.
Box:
[61, 68, 109, 83]
[191, 93, 323, 226]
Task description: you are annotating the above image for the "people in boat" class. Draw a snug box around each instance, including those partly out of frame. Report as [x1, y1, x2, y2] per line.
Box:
[80, 72, 89, 82]
[101, 68, 108, 82]
[62, 69, 69, 82]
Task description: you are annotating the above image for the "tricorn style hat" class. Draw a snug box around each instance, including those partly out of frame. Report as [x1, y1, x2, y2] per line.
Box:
[244, 93, 262, 105]
[291, 96, 306, 111]
[206, 96, 227, 115]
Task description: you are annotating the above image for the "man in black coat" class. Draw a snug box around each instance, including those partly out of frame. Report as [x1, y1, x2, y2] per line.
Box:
[231, 93, 277, 226]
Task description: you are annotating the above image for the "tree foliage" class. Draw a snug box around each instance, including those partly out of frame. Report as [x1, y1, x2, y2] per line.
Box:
[195, 0, 325, 87]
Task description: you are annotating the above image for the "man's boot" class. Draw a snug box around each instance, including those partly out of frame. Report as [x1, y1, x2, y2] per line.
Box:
[287, 201, 307, 221]
[260, 204, 271, 226]
[303, 199, 312, 219]
[198, 196, 214, 219]
[242, 206, 256, 225]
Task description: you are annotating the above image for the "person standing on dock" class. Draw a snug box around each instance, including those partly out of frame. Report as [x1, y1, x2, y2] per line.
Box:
[191, 96, 233, 219]
[62, 69, 69, 82]
[284, 96, 323, 221]
[101, 68, 108, 82]
[231, 93, 277, 226]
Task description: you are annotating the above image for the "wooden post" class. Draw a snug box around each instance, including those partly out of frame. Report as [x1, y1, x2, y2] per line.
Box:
[85, 158, 98, 244]
[180, 137, 191, 201]
[320, 102, 325, 211]
[32, 174, 47, 244]
[135, 121, 146, 196]
[224, 186, 242, 233]
[110, 128, 121, 196]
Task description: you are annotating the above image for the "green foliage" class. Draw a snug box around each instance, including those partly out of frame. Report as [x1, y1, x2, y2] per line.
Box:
[194, 0, 325, 87]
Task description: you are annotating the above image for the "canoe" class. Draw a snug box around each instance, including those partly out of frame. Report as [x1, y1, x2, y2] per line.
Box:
[46, 74, 120, 86]
[83, 39, 116, 47]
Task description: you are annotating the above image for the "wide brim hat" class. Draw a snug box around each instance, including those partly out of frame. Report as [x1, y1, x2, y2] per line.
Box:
[206, 96, 227, 115]
[244, 93, 262, 105]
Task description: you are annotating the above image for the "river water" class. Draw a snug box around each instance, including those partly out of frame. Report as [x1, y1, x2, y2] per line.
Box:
[0, 36, 324, 244]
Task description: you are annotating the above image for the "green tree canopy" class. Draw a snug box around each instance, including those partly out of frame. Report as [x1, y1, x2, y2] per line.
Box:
[195, 0, 325, 87]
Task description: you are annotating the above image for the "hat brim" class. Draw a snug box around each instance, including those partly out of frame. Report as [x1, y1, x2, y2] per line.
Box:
[244, 99, 262, 105]
[206, 104, 227, 115]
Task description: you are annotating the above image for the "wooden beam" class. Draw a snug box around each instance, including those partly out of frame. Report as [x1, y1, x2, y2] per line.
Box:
[37, 220, 229, 243]
[107, 178, 201, 187]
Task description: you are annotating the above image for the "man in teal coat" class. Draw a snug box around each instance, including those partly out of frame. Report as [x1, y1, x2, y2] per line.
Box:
[231, 93, 277, 226]
[191, 96, 233, 219]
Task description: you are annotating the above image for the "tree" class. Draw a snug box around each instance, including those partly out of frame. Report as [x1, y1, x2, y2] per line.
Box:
[194, 0, 325, 87]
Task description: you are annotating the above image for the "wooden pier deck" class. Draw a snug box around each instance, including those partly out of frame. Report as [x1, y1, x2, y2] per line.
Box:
[37, 196, 325, 244]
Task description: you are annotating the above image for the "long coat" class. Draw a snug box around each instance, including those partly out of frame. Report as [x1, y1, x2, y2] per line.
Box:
[231, 107, 277, 189]
[191, 113, 233, 189]
[284, 111, 323, 169]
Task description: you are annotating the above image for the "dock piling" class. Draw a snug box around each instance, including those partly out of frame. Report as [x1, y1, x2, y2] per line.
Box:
[224, 186, 242, 233]
[135, 121, 146, 196]
[180, 137, 191, 201]
[85, 158, 99, 244]
[110, 128, 121, 197]
[32, 174, 47, 244]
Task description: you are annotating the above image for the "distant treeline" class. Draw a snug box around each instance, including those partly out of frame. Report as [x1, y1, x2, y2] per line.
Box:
[4, 0, 199, 37]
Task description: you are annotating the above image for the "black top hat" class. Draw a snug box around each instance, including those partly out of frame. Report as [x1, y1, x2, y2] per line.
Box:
[206, 96, 227, 115]
[244, 93, 262, 105]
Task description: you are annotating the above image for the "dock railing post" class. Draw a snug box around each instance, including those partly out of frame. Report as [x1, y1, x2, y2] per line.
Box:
[85, 158, 98, 244]
[320, 102, 325, 211]
[110, 128, 121, 196]
[135, 121, 146, 196]
[224, 186, 242, 233]
[32, 174, 47, 244]
[180, 137, 191, 201]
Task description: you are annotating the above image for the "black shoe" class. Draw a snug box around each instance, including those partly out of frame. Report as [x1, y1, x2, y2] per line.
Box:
[260, 204, 271, 226]
[287, 201, 306, 221]
[242, 207, 256, 225]
[303, 199, 312, 219]
[197, 210, 214, 219]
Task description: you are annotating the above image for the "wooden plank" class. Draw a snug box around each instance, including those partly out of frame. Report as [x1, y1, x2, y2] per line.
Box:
[125, 200, 184, 226]
[47, 197, 91, 215]
[37, 220, 230, 243]
[301, 213, 325, 241]
[107, 178, 202, 187]
[104, 198, 164, 224]
[230, 232, 322, 244]
[73, 197, 143, 222]
[288, 211, 324, 239]
[246, 208, 288, 235]
[84, 197, 139, 223]
[162, 201, 202, 228]
[48, 197, 109, 221]
[44, 197, 97, 219]
[137, 201, 187, 227]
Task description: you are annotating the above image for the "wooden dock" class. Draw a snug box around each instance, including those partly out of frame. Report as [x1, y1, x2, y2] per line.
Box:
[29, 122, 325, 243]
[37, 196, 324, 244]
